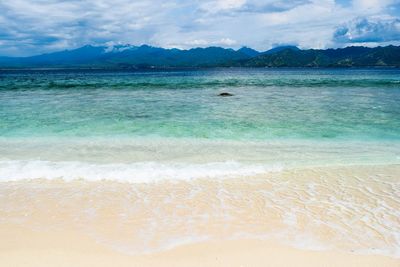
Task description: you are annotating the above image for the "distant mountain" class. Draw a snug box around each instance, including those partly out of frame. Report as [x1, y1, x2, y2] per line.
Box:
[262, 45, 300, 55]
[0, 44, 399, 68]
[1, 45, 106, 67]
[100, 45, 251, 68]
[243, 45, 400, 67]
[237, 47, 260, 57]
[0, 45, 251, 68]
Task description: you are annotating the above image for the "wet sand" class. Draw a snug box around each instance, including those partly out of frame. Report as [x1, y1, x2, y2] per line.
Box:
[0, 164, 399, 266]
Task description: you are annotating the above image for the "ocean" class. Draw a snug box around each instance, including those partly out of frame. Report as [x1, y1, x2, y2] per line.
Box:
[0, 68, 399, 180]
[0, 68, 399, 257]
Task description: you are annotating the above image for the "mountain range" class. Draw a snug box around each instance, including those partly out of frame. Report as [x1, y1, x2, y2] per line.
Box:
[0, 44, 399, 69]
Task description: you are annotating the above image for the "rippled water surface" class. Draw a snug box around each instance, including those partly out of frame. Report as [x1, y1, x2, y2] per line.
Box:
[0, 68, 399, 178]
[1, 68, 399, 140]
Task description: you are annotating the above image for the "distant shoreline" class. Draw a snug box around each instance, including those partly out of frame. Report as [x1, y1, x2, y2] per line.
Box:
[1, 45, 399, 69]
[1, 66, 399, 71]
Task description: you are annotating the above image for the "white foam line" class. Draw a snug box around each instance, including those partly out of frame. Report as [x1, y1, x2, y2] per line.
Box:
[0, 160, 283, 183]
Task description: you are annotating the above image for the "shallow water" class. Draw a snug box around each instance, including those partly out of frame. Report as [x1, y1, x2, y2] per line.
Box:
[0, 68, 399, 180]
[1, 69, 399, 140]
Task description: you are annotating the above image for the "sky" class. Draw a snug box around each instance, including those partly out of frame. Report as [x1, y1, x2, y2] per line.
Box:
[0, 0, 399, 56]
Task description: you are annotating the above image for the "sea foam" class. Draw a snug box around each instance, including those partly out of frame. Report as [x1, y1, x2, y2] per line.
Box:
[0, 160, 282, 183]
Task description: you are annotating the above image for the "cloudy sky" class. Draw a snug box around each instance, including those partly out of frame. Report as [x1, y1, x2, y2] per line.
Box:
[0, 0, 399, 56]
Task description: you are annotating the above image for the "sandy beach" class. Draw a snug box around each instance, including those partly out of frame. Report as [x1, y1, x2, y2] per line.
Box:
[1, 4, 400, 265]
[1, 164, 399, 266]
[1, 224, 399, 267]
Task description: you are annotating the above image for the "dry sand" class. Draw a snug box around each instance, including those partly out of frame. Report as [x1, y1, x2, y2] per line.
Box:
[1, 224, 398, 267]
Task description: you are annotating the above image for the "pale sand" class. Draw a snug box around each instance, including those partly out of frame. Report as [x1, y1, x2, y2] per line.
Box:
[1, 224, 399, 267]
[0, 164, 399, 266]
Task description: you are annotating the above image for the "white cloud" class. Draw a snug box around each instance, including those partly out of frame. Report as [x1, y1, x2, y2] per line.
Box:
[352, 0, 395, 12]
[201, 0, 247, 13]
[0, 0, 398, 56]
[333, 17, 400, 43]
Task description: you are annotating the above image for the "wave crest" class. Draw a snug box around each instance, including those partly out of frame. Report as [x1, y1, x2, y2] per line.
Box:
[0, 160, 282, 182]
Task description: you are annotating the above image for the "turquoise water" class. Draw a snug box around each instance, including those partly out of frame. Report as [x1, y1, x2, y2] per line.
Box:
[1, 68, 399, 140]
[0, 68, 399, 180]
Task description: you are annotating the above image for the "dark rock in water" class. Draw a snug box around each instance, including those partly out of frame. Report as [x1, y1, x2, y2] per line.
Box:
[218, 92, 234, 97]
